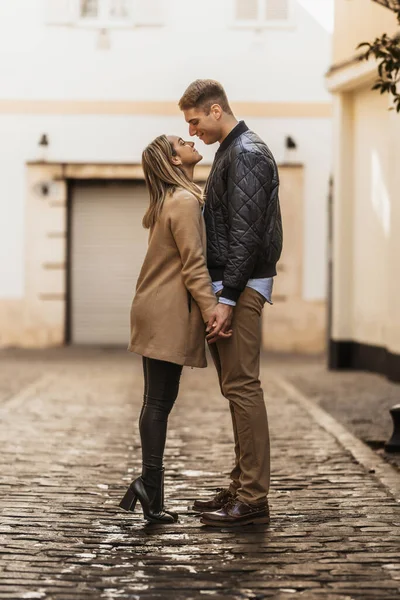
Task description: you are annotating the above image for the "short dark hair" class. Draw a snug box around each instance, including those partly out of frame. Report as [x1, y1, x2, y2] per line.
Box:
[178, 79, 233, 115]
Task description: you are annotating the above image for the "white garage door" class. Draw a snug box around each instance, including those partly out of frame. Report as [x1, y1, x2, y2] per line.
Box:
[70, 181, 149, 345]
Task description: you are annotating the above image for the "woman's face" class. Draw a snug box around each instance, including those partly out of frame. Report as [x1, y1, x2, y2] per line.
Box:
[167, 135, 203, 167]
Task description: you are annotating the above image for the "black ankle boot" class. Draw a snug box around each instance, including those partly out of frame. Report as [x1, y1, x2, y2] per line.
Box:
[119, 467, 178, 524]
[158, 467, 179, 522]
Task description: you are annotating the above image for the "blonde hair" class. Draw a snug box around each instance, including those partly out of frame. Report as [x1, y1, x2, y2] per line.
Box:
[142, 135, 203, 229]
[178, 79, 233, 115]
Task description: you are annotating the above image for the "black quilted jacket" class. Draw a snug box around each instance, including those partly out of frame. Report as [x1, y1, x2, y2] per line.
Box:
[204, 121, 283, 302]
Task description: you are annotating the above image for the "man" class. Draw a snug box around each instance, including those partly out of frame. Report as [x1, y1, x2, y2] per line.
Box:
[179, 80, 283, 527]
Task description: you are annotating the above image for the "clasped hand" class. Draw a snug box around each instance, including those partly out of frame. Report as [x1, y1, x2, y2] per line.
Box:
[206, 303, 234, 344]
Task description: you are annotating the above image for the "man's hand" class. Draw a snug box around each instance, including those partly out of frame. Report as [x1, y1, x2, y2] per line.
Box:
[206, 304, 234, 344]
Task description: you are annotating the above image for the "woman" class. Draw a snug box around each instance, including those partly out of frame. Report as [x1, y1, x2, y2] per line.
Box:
[118, 134, 229, 524]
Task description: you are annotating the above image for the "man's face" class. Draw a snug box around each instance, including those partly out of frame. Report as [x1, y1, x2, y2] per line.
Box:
[183, 106, 223, 145]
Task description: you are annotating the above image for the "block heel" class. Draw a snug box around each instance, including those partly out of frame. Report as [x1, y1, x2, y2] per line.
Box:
[119, 487, 138, 512]
[118, 470, 177, 524]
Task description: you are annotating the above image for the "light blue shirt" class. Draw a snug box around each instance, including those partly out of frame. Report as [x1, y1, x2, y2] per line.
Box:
[213, 278, 274, 307]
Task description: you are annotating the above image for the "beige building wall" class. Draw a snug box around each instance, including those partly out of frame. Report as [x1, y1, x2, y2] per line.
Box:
[262, 166, 326, 354]
[352, 85, 390, 349]
[387, 110, 400, 357]
[0, 163, 323, 353]
[0, 164, 67, 348]
[327, 0, 400, 380]
[333, 0, 399, 63]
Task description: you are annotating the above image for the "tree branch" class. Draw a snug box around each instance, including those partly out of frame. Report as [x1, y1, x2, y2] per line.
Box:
[357, 9, 400, 112]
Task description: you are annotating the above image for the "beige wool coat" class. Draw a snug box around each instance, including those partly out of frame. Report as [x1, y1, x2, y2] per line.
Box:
[128, 188, 217, 368]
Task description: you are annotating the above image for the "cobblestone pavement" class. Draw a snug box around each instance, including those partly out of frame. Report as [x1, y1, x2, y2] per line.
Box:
[266, 355, 400, 470]
[1, 349, 400, 600]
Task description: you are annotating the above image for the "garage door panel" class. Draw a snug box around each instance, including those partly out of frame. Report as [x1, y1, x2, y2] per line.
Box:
[71, 181, 149, 345]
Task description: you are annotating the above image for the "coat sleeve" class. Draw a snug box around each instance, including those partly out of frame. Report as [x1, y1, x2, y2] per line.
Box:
[168, 192, 217, 323]
[221, 151, 272, 302]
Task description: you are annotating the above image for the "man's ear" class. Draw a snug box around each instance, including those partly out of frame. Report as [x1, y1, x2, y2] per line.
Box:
[210, 103, 223, 120]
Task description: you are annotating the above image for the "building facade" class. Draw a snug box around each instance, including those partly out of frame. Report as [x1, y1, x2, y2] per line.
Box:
[326, 0, 400, 381]
[0, 0, 333, 352]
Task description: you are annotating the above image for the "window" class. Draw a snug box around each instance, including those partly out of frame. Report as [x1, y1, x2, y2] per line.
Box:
[80, 0, 131, 24]
[109, 0, 130, 19]
[266, 0, 289, 21]
[80, 0, 99, 18]
[234, 0, 293, 28]
[45, 0, 164, 28]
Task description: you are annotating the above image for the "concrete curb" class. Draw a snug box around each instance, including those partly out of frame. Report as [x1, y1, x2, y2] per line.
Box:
[272, 374, 400, 502]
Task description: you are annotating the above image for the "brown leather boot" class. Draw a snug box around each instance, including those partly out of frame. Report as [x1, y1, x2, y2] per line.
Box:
[192, 488, 235, 512]
[200, 498, 270, 527]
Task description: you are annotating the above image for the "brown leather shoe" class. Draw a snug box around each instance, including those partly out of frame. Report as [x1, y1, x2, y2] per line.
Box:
[200, 498, 270, 527]
[192, 488, 235, 513]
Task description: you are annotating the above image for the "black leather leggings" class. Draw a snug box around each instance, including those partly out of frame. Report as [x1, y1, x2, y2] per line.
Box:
[139, 357, 183, 471]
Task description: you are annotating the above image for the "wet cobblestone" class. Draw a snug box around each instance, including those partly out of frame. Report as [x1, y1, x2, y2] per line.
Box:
[275, 355, 400, 470]
[0, 349, 399, 599]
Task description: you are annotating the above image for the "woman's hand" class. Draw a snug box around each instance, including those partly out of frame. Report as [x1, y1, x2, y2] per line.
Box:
[206, 304, 234, 344]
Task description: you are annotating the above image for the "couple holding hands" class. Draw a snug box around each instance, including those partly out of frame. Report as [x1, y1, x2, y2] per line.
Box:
[118, 79, 282, 527]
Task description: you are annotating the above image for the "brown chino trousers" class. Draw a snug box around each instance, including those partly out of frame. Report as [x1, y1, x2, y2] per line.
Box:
[208, 287, 270, 505]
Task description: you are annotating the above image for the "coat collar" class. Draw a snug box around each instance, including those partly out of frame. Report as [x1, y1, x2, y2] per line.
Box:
[217, 120, 249, 154]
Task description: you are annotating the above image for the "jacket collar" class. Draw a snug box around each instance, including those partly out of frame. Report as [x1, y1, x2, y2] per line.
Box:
[217, 120, 249, 154]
